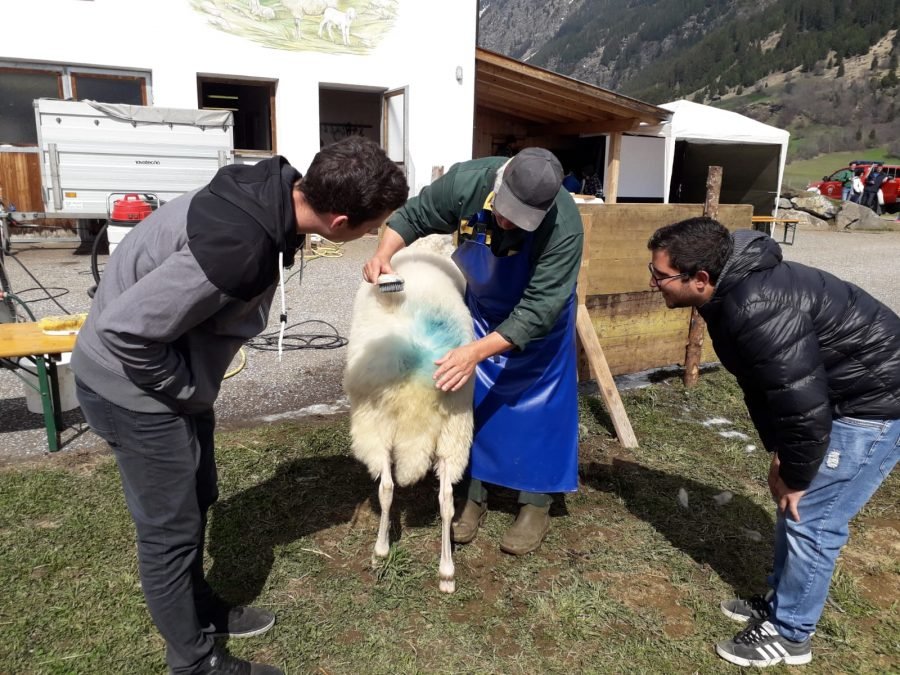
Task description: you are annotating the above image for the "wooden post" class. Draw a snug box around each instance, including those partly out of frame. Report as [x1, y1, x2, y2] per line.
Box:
[575, 208, 638, 448]
[683, 165, 722, 388]
[604, 132, 622, 204]
[576, 212, 593, 382]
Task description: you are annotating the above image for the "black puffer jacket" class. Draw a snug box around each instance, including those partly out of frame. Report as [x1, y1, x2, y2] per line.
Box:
[699, 230, 900, 490]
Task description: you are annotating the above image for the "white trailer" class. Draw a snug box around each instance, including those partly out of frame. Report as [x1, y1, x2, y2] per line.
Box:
[32, 99, 234, 219]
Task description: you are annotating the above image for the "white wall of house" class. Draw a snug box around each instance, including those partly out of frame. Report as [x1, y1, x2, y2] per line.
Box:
[2, 0, 477, 194]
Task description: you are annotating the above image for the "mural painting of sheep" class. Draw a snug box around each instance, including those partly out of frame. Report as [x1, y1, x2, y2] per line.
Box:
[318, 6, 356, 45]
[344, 236, 474, 593]
[281, 0, 338, 39]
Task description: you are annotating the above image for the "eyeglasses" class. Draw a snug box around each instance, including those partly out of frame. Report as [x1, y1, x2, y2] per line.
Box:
[648, 263, 688, 286]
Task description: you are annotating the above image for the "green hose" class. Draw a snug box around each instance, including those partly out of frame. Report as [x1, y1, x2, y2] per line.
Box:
[2, 292, 36, 321]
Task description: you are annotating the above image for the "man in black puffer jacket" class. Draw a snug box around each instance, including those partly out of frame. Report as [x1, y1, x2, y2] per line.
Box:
[648, 217, 900, 669]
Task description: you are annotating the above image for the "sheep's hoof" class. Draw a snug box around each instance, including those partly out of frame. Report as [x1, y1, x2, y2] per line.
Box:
[373, 543, 389, 559]
[439, 577, 456, 594]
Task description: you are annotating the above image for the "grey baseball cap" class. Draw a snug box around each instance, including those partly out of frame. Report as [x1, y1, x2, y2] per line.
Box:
[493, 148, 564, 232]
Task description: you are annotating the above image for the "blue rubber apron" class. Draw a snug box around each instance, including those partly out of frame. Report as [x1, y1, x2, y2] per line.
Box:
[451, 221, 579, 494]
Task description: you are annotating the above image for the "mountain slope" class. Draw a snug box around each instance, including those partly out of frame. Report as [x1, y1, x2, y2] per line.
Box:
[478, 0, 900, 159]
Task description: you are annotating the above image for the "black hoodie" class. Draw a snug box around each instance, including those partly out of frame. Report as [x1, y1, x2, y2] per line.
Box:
[699, 230, 900, 489]
[72, 156, 302, 414]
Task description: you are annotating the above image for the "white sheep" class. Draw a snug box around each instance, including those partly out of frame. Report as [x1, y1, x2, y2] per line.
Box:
[344, 236, 474, 593]
[248, 0, 276, 20]
[281, 0, 337, 39]
[318, 6, 356, 45]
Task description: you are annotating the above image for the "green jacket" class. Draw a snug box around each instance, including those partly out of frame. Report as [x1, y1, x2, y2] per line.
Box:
[835, 168, 853, 188]
[388, 157, 584, 350]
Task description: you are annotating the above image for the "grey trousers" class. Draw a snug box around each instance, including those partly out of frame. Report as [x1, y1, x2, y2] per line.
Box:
[76, 379, 219, 674]
[460, 477, 552, 508]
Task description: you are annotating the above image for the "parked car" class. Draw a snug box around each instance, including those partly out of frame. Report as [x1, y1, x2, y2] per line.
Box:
[808, 163, 899, 208]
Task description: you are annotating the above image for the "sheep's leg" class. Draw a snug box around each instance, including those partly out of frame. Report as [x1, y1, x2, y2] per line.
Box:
[437, 458, 456, 593]
[374, 455, 393, 559]
[295, 16, 303, 39]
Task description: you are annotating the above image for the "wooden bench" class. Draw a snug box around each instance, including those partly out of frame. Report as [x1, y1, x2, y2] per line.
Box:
[0, 322, 77, 452]
[751, 216, 799, 245]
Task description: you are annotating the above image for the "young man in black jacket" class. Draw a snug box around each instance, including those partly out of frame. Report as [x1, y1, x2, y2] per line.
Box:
[647, 217, 900, 668]
[73, 137, 408, 675]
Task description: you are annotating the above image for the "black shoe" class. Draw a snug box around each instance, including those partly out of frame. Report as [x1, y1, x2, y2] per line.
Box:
[202, 604, 276, 639]
[197, 645, 283, 674]
[720, 589, 773, 623]
[716, 620, 812, 667]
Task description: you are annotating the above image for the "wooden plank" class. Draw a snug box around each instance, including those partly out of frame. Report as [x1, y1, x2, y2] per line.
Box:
[575, 304, 638, 447]
[0, 322, 77, 359]
[0, 152, 43, 211]
[576, 211, 593, 381]
[583, 291, 719, 376]
[541, 117, 639, 136]
[580, 203, 754, 294]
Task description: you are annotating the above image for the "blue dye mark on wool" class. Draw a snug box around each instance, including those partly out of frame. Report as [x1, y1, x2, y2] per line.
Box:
[408, 307, 469, 380]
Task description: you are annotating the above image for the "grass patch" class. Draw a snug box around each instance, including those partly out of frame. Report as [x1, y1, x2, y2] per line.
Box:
[1, 369, 897, 673]
[784, 148, 900, 191]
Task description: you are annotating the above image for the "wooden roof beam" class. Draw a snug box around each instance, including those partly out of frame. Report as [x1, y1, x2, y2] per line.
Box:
[476, 58, 669, 125]
[476, 49, 669, 122]
[536, 117, 641, 135]
[476, 99, 560, 124]
[477, 72, 620, 119]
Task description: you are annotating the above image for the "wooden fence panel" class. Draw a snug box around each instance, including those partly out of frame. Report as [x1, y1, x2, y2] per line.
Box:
[578, 202, 752, 374]
[0, 152, 43, 211]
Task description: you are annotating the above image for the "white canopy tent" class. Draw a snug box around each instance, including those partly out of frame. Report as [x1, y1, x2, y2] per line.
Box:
[610, 99, 790, 215]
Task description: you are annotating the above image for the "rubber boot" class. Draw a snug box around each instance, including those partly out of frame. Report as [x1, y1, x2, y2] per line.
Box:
[499, 503, 551, 555]
[451, 499, 488, 544]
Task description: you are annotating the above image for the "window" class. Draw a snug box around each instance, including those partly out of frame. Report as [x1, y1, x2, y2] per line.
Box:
[198, 77, 276, 153]
[0, 69, 62, 145]
[72, 73, 146, 105]
[0, 63, 151, 146]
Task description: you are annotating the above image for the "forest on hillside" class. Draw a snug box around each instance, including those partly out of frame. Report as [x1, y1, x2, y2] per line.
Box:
[483, 0, 900, 160]
[618, 0, 900, 103]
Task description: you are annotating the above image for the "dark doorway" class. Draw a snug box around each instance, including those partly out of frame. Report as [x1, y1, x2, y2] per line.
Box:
[198, 77, 276, 153]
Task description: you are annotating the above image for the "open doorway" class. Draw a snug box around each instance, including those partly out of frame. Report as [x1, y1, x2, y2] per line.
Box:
[318, 86, 381, 148]
[198, 76, 276, 157]
[318, 84, 408, 184]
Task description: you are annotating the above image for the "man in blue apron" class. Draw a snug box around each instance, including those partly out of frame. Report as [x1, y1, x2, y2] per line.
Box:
[363, 148, 583, 555]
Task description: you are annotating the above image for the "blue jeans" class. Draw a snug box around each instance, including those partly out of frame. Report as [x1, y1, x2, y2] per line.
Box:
[841, 187, 852, 201]
[767, 416, 900, 642]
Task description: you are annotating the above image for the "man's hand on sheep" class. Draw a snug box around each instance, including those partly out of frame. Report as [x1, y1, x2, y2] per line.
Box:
[434, 332, 514, 391]
[363, 227, 405, 282]
[363, 254, 395, 283]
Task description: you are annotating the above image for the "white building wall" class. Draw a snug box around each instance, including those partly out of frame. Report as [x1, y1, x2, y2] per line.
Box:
[2, 0, 477, 194]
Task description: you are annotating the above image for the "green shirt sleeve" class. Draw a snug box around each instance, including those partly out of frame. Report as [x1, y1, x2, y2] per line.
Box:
[387, 158, 501, 244]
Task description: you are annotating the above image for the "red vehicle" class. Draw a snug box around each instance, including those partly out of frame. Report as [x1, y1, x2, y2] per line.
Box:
[808, 162, 899, 208]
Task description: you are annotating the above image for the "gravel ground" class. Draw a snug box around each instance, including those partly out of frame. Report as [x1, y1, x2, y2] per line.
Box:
[0, 235, 374, 462]
[2, 228, 898, 463]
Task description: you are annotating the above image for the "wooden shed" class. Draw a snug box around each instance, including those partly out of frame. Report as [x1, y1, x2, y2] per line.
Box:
[473, 48, 672, 203]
